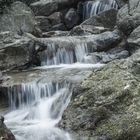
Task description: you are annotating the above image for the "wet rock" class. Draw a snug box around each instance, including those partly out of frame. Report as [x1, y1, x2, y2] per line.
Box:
[36, 12, 63, 32]
[117, 0, 140, 36]
[64, 8, 80, 29]
[48, 12, 63, 26]
[0, 1, 37, 34]
[0, 35, 31, 71]
[51, 23, 67, 31]
[85, 50, 129, 64]
[30, 1, 59, 16]
[70, 25, 109, 36]
[127, 25, 140, 53]
[0, 32, 41, 71]
[27, 30, 122, 53]
[35, 16, 52, 32]
[60, 55, 140, 139]
[30, 0, 85, 17]
[0, 116, 15, 140]
[82, 9, 118, 29]
[115, 0, 126, 8]
[42, 31, 69, 38]
[19, 0, 39, 5]
[1, 65, 95, 89]
[82, 0, 118, 20]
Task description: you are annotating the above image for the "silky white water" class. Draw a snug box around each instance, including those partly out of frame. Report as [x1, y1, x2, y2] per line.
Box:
[5, 83, 72, 140]
[3, 19, 106, 139]
[83, 0, 118, 20]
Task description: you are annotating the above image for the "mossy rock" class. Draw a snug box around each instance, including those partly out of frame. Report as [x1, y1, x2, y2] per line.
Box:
[60, 56, 140, 140]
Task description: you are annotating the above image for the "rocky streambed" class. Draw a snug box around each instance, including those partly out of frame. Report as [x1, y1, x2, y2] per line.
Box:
[0, 0, 140, 140]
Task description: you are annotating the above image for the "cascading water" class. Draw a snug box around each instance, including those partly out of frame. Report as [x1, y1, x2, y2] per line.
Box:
[5, 82, 72, 140]
[3, 31, 106, 139]
[39, 36, 94, 66]
[83, 0, 119, 20]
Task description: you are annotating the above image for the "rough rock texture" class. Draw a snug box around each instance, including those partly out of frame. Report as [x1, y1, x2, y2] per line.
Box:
[70, 25, 109, 36]
[30, 0, 85, 16]
[82, 9, 118, 29]
[30, 1, 59, 16]
[0, 1, 37, 34]
[0, 32, 41, 71]
[60, 50, 140, 140]
[27, 30, 122, 53]
[86, 50, 129, 64]
[0, 116, 15, 140]
[36, 12, 63, 32]
[127, 25, 140, 53]
[51, 23, 67, 31]
[117, 0, 140, 36]
[64, 8, 80, 29]
[0, 0, 13, 14]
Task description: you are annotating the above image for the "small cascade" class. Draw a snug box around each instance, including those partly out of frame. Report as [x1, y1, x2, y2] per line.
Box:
[40, 43, 76, 66]
[39, 37, 94, 66]
[5, 82, 72, 140]
[83, 0, 118, 20]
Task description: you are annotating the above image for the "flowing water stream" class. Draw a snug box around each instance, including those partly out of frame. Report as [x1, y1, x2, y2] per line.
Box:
[3, 35, 104, 140]
[83, 0, 118, 20]
[5, 82, 72, 140]
[2, 1, 112, 139]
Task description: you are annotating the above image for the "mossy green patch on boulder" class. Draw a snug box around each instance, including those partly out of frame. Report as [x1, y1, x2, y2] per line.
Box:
[60, 55, 140, 140]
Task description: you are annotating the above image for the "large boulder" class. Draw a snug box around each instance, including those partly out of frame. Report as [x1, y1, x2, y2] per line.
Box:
[30, 1, 59, 16]
[35, 16, 52, 32]
[36, 12, 63, 32]
[0, 32, 40, 71]
[127, 25, 140, 53]
[64, 8, 80, 29]
[27, 30, 122, 52]
[0, 116, 15, 140]
[25, 30, 123, 65]
[0, 1, 37, 34]
[85, 50, 129, 64]
[115, 0, 127, 8]
[30, 0, 85, 16]
[82, 9, 118, 29]
[70, 25, 109, 36]
[117, 0, 140, 36]
[60, 51, 140, 139]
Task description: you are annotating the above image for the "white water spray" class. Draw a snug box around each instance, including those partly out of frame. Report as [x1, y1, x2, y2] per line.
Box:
[5, 82, 72, 140]
[83, 0, 118, 20]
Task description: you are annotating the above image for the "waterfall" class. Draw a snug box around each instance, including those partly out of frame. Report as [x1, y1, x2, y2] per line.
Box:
[83, 0, 118, 20]
[2, 19, 107, 140]
[5, 82, 72, 140]
[39, 36, 95, 66]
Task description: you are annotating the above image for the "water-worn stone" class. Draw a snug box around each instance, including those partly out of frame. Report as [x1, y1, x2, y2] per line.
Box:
[70, 25, 109, 36]
[0, 116, 15, 140]
[30, 1, 59, 16]
[27, 30, 122, 53]
[51, 23, 67, 31]
[117, 0, 140, 36]
[0, 35, 31, 71]
[0, 32, 41, 71]
[85, 50, 129, 64]
[0, 1, 37, 34]
[64, 8, 80, 29]
[36, 12, 63, 32]
[30, 0, 85, 16]
[127, 25, 140, 53]
[60, 52, 140, 139]
[42, 31, 69, 38]
[82, 9, 118, 29]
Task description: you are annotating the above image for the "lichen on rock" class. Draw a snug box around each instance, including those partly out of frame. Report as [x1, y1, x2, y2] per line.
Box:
[60, 54, 140, 139]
